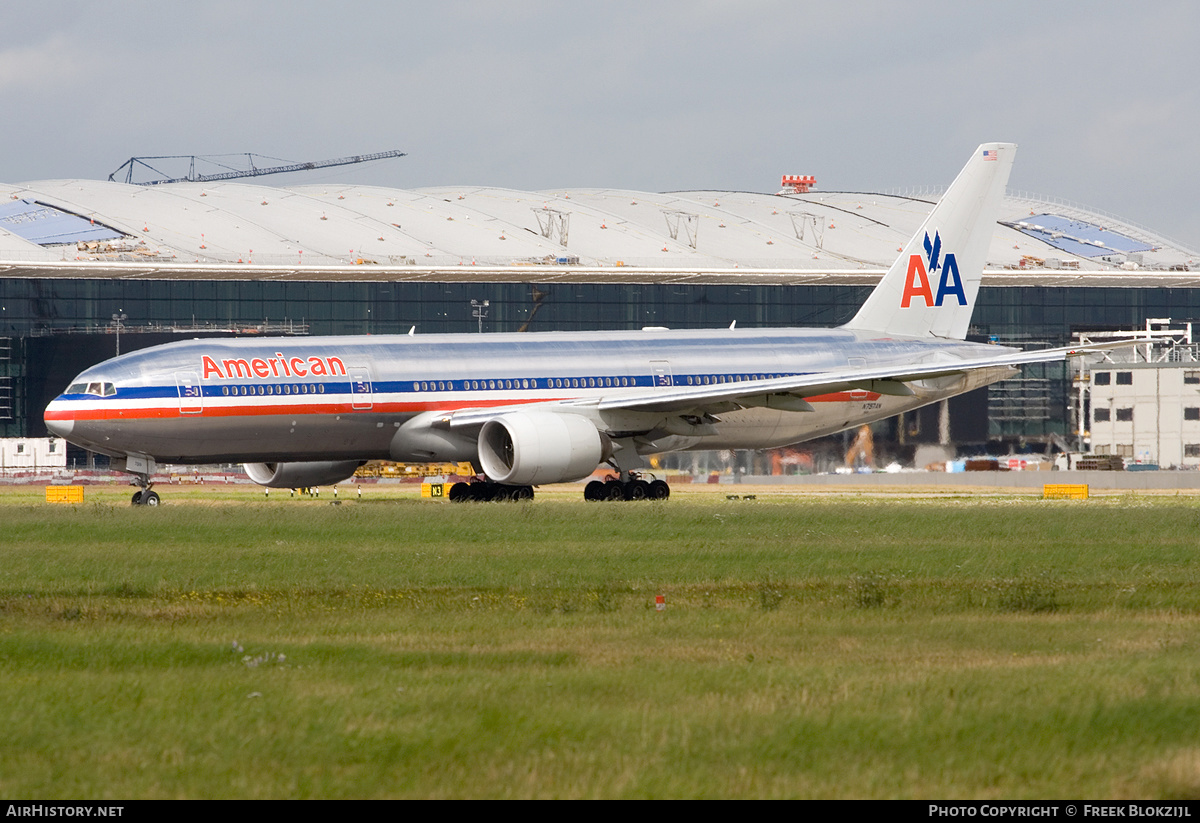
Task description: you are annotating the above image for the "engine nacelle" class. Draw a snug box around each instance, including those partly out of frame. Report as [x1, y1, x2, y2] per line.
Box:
[390, 411, 480, 463]
[478, 412, 608, 485]
[243, 460, 363, 488]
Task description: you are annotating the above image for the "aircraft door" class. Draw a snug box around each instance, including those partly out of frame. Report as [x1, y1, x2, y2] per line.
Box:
[650, 360, 674, 387]
[350, 367, 373, 410]
[176, 371, 203, 415]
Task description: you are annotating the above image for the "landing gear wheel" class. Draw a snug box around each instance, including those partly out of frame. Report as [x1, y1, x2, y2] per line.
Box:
[603, 481, 625, 501]
[131, 490, 160, 506]
[449, 481, 535, 502]
[625, 480, 650, 501]
[584, 480, 605, 501]
[648, 479, 671, 499]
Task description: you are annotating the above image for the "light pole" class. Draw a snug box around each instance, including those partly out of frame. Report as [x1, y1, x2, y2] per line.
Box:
[112, 311, 127, 355]
[471, 299, 489, 333]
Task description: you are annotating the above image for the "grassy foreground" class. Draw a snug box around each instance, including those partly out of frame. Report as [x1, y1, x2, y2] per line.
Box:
[2, 488, 1200, 798]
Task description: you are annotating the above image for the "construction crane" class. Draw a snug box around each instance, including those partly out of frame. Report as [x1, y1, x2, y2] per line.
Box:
[108, 150, 407, 186]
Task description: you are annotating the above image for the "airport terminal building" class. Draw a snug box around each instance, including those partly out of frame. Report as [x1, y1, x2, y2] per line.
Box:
[1, 173, 1196, 465]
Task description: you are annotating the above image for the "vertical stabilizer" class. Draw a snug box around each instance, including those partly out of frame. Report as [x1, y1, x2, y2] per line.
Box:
[844, 143, 1015, 339]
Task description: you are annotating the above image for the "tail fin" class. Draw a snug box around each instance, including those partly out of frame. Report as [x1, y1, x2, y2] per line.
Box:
[844, 142, 1015, 339]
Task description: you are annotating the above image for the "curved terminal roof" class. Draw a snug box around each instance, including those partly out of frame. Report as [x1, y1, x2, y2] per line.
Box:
[0, 177, 1193, 274]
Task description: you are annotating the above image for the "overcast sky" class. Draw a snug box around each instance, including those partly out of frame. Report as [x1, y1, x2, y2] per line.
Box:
[3, 1, 1198, 251]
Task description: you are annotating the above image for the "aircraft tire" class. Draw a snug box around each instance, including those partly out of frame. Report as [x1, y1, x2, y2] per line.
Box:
[603, 482, 625, 501]
[625, 480, 650, 501]
[131, 491, 143, 505]
[648, 480, 671, 499]
[511, 485, 534, 502]
[143, 491, 161, 507]
[448, 482, 472, 502]
[584, 480, 605, 501]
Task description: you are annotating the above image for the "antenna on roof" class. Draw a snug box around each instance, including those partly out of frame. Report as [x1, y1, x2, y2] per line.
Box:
[107, 150, 407, 186]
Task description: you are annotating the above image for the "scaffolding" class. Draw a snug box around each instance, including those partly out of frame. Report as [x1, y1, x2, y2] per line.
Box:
[533, 208, 570, 247]
[1071, 319, 1189, 455]
[0, 338, 11, 421]
[788, 212, 825, 249]
[662, 210, 699, 249]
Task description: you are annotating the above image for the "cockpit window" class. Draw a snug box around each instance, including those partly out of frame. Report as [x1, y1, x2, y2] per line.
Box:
[69, 382, 116, 397]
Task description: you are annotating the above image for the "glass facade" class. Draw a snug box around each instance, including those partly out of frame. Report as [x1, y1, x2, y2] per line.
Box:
[0, 278, 872, 336]
[5, 276, 1200, 443]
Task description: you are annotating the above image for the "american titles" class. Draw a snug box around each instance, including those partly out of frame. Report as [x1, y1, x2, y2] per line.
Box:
[201, 352, 347, 381]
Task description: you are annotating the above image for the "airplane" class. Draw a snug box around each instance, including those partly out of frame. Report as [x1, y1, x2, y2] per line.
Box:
[43, 142, 1113, 505]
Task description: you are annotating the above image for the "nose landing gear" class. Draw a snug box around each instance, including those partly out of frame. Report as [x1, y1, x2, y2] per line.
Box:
[129, 471, 160, 506]
[117, 455, 162, 506]
[131, 488, 161, 506]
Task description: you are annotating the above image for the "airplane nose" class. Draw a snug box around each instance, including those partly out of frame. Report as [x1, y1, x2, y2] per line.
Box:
[45, 417, 74, 438]
[44, 401, 75, 438]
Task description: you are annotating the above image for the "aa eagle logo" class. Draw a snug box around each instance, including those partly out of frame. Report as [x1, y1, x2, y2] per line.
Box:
[900, 231, 966, 308]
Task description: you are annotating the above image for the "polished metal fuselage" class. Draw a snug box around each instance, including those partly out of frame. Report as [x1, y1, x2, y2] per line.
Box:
[44, 327, 1017, 464]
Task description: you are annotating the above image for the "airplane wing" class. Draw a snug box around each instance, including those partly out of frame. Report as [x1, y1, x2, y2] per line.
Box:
[444, 339, 1145, 429]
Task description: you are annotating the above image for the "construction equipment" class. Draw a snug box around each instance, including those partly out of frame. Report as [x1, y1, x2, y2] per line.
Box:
[108, 150, 406, 186]
[844, 425, 875, 471]
[355, 461, 474, 479]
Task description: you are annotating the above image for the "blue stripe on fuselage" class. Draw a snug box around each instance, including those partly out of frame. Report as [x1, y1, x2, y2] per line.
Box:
[63, 370, 813, 401]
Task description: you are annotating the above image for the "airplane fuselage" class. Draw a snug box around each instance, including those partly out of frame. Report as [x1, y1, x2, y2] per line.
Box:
[44, 327, 1017, 465]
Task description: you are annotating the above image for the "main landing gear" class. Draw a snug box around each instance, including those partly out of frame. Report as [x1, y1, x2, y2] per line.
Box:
[448, 480, 535, 502]
[584, 473, 670, 502]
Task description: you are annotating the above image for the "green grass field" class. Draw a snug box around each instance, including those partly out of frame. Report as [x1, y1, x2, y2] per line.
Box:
[2, 486, 1200, 798]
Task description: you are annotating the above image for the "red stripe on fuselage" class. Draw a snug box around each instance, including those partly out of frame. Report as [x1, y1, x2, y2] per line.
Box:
[44, 395, 571, 421]
[44, 391, 883, 422]
[808, 392, 881, 402]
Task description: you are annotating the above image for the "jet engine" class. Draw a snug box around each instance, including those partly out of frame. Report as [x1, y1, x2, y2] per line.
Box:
[477, 412, 609, 485]
[243, 460, 364, 488]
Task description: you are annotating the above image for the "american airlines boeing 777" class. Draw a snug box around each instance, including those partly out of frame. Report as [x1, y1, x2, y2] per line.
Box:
[43, 143, 1104, 504]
